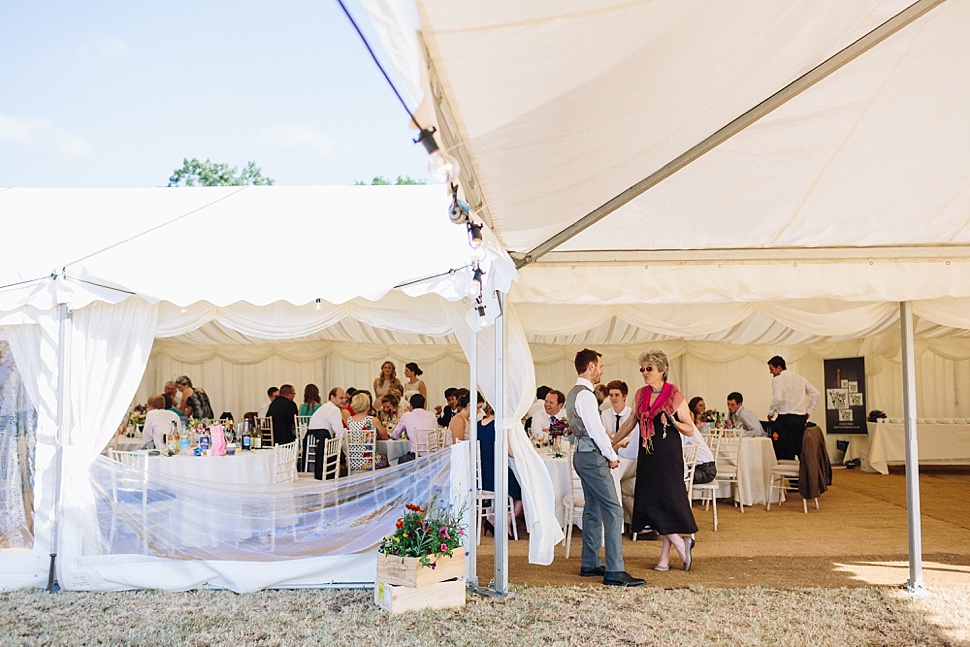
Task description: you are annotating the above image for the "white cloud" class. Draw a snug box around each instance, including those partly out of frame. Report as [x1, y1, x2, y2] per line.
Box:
[260, 123, 334, 156]
[0, 112, 89, 156]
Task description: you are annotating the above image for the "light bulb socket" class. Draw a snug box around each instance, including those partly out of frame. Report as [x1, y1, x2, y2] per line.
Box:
[416, 128, 440, 155]
[467, 221, 483, 246]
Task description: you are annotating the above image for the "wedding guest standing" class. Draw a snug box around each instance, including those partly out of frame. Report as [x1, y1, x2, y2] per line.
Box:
[613, 350, 697, 572]
[402, 362, 428, 405]
[175, 376, 214, 420]
[567, 348, 644, 587]
[766, 356, 819, 460]
[373, 361, 404, 401]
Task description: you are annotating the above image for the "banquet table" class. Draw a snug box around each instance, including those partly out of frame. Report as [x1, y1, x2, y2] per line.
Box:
[539, 454, 572, 526]
[691, 436, 779, 506]
[147, 450, 277, 485]
[848, 421, 970, 474]
[377, 439, 411, 464]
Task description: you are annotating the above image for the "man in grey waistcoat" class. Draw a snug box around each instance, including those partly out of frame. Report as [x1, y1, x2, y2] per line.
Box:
[567, 348, 645, 587]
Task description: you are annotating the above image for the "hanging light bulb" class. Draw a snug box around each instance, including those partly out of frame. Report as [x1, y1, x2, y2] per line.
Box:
[315, 298, 322, 312]
[465, 265, 484, 299]
[416, 128, 460, 184]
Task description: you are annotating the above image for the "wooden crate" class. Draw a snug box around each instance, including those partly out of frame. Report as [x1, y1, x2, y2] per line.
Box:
[374, 579, 466, 614]
[376, 553, 464, 587]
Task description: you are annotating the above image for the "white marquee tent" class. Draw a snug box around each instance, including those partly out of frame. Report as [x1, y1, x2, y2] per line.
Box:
[5, 0, 970, 593]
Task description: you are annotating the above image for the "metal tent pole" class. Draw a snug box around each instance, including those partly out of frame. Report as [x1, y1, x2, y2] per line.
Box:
[47, 303, 69, 593]
[899, 301, 925, 594]
[492, 291, 509, 595]
[467, 329, 478, 586]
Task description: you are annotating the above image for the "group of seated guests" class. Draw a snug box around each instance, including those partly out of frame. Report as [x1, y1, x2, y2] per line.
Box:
[687, 392, 767, 437]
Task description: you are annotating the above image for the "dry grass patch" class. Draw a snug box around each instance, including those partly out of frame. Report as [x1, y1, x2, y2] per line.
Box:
[1, 585, 967, 646]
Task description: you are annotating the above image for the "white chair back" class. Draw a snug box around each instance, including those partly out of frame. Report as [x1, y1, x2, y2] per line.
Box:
[254, 416, 274, 446]
[273, 440, 298, 483]
[322, 436, 342, 480]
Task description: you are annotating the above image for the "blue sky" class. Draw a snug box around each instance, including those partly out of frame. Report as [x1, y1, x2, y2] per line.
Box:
[0, 1, 435, 187]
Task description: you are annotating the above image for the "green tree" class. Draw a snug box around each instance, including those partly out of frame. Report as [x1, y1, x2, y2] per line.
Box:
[168, 158, 274, 187]
[354, 175, 426, 186]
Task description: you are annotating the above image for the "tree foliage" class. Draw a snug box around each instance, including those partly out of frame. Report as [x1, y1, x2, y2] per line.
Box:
[354, 175, 426, 186]
[168, 158, 274, 187]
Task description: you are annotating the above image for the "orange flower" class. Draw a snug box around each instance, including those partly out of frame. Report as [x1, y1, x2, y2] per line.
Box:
[396, 519, 403, 529]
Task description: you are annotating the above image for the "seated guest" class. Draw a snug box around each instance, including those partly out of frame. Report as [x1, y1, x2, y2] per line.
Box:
[391, 394, 437, 455]
[449, 390, 482, 444]
[175, 375, 214, 420]
[436, 387, 460, 427]
[257, 386, 278, 419]
[301, 384, 322, 417]
[523, 385, 551, 430]
[727, 392, 765, 437]
[266, 384, 298, 446]
[529, 389, 566, 440]
[163, 380, 180, 408]
[142, 394, 181, 450]
[681, 424, 717, 484]
[162, 393, 181, 417]
[307, 387, 348, 480]
[347, 392, 387, 439]
[377, 393, 401, 430]
[688, 396, 707, 426]
[479, 402, 523, 538]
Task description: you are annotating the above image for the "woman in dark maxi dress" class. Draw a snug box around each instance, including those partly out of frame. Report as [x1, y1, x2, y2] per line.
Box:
[612, 350, 698, 571]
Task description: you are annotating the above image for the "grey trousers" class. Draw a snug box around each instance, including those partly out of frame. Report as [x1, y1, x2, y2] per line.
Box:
[573, 449, 625, 572]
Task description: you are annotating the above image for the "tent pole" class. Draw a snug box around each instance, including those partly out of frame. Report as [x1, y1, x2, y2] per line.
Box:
[493, 291, 509, 595]
[899, 301, 925, 595]
[467, 328, 478, 586]
[47, 303, 69, 593]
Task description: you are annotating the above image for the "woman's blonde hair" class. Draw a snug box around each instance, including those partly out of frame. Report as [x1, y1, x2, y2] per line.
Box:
[350, 392, 371, 414]
[638, 350, 669, 377]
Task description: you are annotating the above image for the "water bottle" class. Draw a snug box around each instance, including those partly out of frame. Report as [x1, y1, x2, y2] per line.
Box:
[242, 421, 252, 451]
[199, 425, 210, 454]
[167, 421, 178, 454]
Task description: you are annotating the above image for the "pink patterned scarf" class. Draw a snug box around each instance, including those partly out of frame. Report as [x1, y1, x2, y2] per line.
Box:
[637, 381, 683, 452]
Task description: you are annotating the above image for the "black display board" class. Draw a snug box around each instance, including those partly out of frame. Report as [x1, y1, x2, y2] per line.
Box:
[823, 357, 866, 434]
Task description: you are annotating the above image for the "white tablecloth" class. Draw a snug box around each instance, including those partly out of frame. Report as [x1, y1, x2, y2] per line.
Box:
[147, 451, 276, 485]
[540, 455, 572, 526]
[377, 439, 411, 464]
[856, 421, 970, 474]
[691, 436, 779, 506]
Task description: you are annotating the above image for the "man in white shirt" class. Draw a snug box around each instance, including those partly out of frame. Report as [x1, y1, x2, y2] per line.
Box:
[391, 394, 438, 456]
[257, 386, 279, 418]
[726, 391, 765, 437]
[308, 387, 347, 480]
[766, 356, 820, 460]
[600, 380, 636, 518]
[530, 389, 566, 440]
[566, 348, 644, 587]
[523, 385, 551, 430]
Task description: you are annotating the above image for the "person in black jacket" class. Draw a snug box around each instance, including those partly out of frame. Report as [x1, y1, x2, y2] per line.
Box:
[267, 383, 299, 446]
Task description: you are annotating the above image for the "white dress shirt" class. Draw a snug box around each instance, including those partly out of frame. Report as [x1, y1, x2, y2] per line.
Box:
[530, 409, 565, 437]
[525, 399, 545, 424]
[142, 408, 181, 450]
[308, 401, 345, 437]
[257, 399, 272, 419]
[602, 406, 635, 460]
[574, 377, 617, 462]
[769, 370, 820, 417]
[680, 427, 714, 464]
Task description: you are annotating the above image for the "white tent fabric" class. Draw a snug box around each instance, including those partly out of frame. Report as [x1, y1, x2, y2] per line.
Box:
[0, 185, 537, 591]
